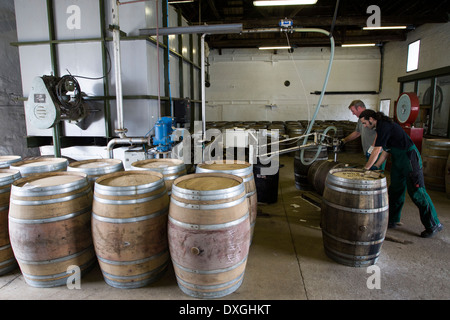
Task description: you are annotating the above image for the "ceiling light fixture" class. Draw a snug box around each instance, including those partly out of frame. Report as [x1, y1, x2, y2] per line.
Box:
[341, 43, 376, 47]
[363, 26, 407, 30]
[168, 0, 194, 4]
[254, 0, 318, 6]
[259, 46, 292, 50]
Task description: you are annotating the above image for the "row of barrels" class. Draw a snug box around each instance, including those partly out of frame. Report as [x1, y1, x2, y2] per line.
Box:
[0, 156, 259, 299]
[206, 120, 362, 154]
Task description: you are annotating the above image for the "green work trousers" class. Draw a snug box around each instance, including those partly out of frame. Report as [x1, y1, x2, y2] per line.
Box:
[388, 145, 440, 229]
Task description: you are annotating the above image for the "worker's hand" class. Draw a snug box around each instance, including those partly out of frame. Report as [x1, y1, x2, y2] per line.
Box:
[369, 165, 379, 171]
[335, 139, 345, 151]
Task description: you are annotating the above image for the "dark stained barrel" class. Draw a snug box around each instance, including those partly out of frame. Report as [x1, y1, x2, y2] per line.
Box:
[321, 168, 389, 267]
[294, 147, 328, 190]
[307, 160, 346, 195]
[422, 138, 450, 191]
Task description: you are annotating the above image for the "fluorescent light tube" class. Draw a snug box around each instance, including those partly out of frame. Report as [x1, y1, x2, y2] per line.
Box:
[168, 0, 194, 4]
[342, 43, 376, 47]
[254, 0, 318, 6]
[363, 26, 407, 30]
[259, 46, 292, 50]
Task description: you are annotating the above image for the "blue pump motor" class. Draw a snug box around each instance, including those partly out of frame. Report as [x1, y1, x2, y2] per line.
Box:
[153, 117, 175, 152]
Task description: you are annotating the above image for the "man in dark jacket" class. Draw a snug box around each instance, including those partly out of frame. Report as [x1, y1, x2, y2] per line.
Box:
[359, 109, 442, 238]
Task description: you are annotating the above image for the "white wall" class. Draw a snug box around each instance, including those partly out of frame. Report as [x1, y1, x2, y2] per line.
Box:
[206, 23, 450, 123]
[205, 46, 381, 122]
[381, 22, 450, 118]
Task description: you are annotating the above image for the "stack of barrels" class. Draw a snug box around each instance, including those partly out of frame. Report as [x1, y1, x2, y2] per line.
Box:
[5, 156, 126, 287]
[0, 153, 255, 299]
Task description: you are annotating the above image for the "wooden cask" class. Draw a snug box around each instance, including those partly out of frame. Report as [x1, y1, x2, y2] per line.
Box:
[446, 154, 450, 198]
[196, 161, 257, 241]
[10, 157, 68, 177]
[131, 159, 187, 194]
[307, 160, 346, 195]
[422, 138, 450, 191]
[321, 168, 388, 267]
[68, 158, 124, 187]
[0, 169, 21, 275]
[168, 173, 250, 298]
[294, 147, 328, 190]
[92, 171, 170, 288]
[9, 172, 95, 287]
[0, 155, 22, 169]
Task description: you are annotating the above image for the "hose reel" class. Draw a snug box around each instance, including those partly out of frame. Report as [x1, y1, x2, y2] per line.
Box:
[26, 75, 88, 129]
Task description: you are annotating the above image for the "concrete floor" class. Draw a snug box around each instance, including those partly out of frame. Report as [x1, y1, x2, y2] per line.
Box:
[0, 152, 449, 301]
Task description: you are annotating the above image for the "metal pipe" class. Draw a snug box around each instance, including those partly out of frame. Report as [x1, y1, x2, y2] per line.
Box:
[139, 24, 243, 36]
[111, 0, 126, 138]
[107, 137, 150, 158]
[201, 34, 207, 136]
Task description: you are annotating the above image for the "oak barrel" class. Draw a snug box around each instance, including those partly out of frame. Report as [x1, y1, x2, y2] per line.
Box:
[130, 159, 187, 194]
[8, 172, 95, 287]
[196, 161, 257, 241]
[92, 171, 170, 288]
[307, 160, 346, 195]
[10, 157, 68, 177]
[68, 158, 124, 187]
[422, 138, 450, 191]
[0, 155, 22, 169]
[0, 169, 21, 275]
[321, 168, 389, 267]
[446, 154, 450, 198]
[168, 173, 250, 298]
[294, 146, 328, 190]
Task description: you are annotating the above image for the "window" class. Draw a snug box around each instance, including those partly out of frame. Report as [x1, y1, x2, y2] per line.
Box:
[407, 40, 420, 72]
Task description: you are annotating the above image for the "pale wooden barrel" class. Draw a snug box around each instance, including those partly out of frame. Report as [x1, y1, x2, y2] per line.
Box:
[10, 157, 68, 177]
[130, 159, 187, 194]
[0, 169, 21, 275]
[321, 168, 388, 267]
[8, 172, 95, 287]
[195, 161, 257, 242]
[92, 171, 170, 288]
[68, 159, 124, 187]
[0, 155, 22, 169]
[422, 138, 450, 191]
[168, 173, 251, 298]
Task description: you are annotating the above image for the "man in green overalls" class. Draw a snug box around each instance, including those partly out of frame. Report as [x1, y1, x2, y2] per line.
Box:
[359, 110, 443, 238]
